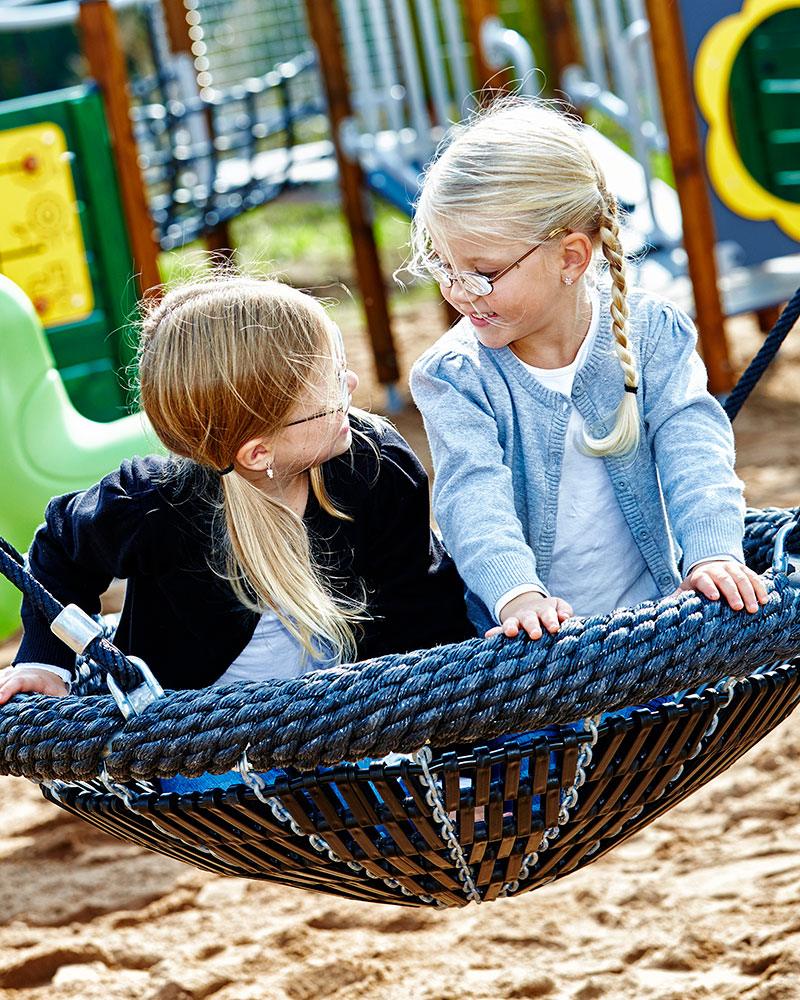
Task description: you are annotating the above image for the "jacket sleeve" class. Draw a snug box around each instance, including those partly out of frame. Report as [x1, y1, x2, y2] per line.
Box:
[358, 426, 474, 657]
[410, 350, 544, 623]
[642, 302, 745, 569]
[14, 458, 167, 673]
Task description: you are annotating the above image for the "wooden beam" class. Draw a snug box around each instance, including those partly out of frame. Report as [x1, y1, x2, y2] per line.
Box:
[303, 0, 399, 385]
[161, 0, 192, 56]
[462, 0, 506, 96]
[78, 0, 162, 298]
[538, 0, 580, 92]
[643, 0, 732, 394]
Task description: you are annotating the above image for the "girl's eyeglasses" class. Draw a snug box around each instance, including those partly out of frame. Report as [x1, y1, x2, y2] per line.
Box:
[427, 227, 568, 296]
[285, 327, 350, 427]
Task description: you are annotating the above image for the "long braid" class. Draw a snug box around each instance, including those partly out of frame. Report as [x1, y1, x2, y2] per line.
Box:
[581, 183, 641, 457]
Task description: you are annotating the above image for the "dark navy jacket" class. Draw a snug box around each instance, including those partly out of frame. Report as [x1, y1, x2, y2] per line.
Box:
[15, 420, 473, 689]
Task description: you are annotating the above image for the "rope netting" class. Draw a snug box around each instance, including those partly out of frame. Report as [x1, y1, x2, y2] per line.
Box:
[128, 0, 331, 249]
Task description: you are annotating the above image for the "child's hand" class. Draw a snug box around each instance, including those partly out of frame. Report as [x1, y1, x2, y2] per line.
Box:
[674, 559, 768, 613]
[0, 666, 70, 705]
[486, 592, 574, 641]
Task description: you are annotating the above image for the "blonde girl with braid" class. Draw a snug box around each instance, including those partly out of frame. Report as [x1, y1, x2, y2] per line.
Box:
[0, 275, 471, 711]
[409, 99, 767, 642]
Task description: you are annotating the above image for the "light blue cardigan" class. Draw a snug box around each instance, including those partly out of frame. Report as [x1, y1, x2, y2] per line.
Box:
[410, 286, 745, 634]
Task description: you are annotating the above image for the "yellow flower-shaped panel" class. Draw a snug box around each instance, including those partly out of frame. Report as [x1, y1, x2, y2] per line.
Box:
[695, 0, 800, 240]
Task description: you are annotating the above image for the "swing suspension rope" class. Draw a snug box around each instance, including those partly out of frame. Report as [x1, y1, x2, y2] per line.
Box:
[723, 285, 800, 421]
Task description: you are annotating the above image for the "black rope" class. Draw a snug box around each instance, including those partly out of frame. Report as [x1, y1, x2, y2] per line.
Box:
[0, 538, 144, 692]
[724, 285, 800, 422]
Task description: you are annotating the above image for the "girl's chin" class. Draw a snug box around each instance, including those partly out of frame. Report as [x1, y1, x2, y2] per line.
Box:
[333, 427, 352, 455]
[474, 328, 512, 350]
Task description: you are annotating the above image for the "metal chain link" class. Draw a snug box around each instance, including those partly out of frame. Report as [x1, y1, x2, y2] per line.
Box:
[664, 676, 742, 790]
[415, 745, 482, 904]
[500, 716, 600, 898]
[236, 753, 436, 904]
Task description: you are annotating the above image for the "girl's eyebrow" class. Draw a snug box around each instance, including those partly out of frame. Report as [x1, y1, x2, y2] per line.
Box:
[431, 248, 505, 271]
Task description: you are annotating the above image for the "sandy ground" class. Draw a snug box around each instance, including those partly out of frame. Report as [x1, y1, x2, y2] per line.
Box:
[0, 302, 799, 1000]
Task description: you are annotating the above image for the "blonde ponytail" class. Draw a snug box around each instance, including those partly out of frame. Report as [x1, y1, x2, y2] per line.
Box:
[221, 473, 360, 662]
[138, 275, 363, 663]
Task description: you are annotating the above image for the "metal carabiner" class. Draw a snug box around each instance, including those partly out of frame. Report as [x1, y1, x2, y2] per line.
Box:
[771, 518, 800, 586]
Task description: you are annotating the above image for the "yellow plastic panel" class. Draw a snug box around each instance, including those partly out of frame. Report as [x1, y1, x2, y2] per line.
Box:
[695, 0, 800, 241]
[0, 121, 94, 325]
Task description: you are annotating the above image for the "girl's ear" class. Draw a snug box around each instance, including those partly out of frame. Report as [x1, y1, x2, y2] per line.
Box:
[235, 435, 274, 473]
[561, 232, 594, 283]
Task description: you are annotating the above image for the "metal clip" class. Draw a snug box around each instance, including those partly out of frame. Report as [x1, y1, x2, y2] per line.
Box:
[771, 520, 800, 586]
[106, 655, 164, 718]
[50, 604, 103, 654]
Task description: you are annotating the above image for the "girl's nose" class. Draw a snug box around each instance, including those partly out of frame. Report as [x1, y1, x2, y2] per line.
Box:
[346, 369, 359, 394]
[447, 278, 477, 309]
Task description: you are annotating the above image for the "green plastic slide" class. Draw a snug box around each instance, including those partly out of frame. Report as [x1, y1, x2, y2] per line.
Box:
[0, 274, 161, 640]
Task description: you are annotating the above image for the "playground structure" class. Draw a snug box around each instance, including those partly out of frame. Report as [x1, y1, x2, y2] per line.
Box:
[4, 1, 799, 389]
[1, 0, 800, 908]
[0, 273, 158, 639]
[0, 0, 799, 644]
[0, 84, 140, 422]
[5, 0, 799, 395]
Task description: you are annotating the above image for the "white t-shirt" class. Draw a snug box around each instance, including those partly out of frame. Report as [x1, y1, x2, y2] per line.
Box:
[510, 291, 658, 617]
[213, 610, 337, 685]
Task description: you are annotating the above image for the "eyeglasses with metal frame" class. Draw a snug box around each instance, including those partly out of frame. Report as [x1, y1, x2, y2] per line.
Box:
[284, 326, 351, 427]
[427, 227, 569, 296]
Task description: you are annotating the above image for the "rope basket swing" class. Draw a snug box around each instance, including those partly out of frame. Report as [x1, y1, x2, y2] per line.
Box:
[0, 292, 799, 908]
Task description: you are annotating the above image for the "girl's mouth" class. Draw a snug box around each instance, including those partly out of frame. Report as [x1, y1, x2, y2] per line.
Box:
[469, 312, 498, 327]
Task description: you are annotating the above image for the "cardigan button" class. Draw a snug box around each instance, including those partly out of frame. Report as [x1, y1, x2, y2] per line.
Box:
[637, 529, 649, 540]
[658, 574, 673, 587]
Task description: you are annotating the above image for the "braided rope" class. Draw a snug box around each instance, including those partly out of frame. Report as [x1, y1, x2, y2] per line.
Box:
[724, 285, 800, 422]
[0, 539, 144, 691]
[1, 507, 799, 782]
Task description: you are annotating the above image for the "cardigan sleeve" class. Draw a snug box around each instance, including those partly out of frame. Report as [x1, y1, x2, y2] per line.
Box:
[14, 457, 171, 673]
[642, 302, 745, 569]
[357, 425, 474, 657]
[410, 348, 545, 625]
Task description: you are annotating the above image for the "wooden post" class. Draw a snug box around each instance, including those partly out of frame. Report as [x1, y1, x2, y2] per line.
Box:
[78, 0, 162, 297]
[643, 0, 732, 394]
[304, 0, 399, 385]
[538, 0, 580, 92]
[161, 0, 192, 56]
[462, 0, 507, 96]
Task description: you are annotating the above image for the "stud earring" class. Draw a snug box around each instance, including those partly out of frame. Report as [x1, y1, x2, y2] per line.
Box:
[562, 275, 574, 286]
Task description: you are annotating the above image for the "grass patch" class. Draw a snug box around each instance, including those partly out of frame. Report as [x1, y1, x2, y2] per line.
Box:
[158, 193, 435, 312]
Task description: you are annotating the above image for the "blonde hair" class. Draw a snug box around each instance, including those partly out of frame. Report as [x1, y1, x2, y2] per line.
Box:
[137, 274, 361, 662]
[409, 98, 640, 457]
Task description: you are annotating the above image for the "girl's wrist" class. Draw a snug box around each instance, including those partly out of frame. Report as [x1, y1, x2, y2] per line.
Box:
[495, 585, 548, 622]
[11, 663, 73, 693]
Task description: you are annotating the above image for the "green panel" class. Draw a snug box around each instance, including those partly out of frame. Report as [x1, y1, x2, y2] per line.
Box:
[0, 26, 80, 101]
[0, 84, 139, 420]
[729, 8, 800, 203]
[0, 273, 160, 639]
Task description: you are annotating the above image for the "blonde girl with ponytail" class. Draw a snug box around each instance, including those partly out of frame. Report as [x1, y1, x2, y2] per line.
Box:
[1, 275, 471, 712]
[409, 98, 767, 644]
